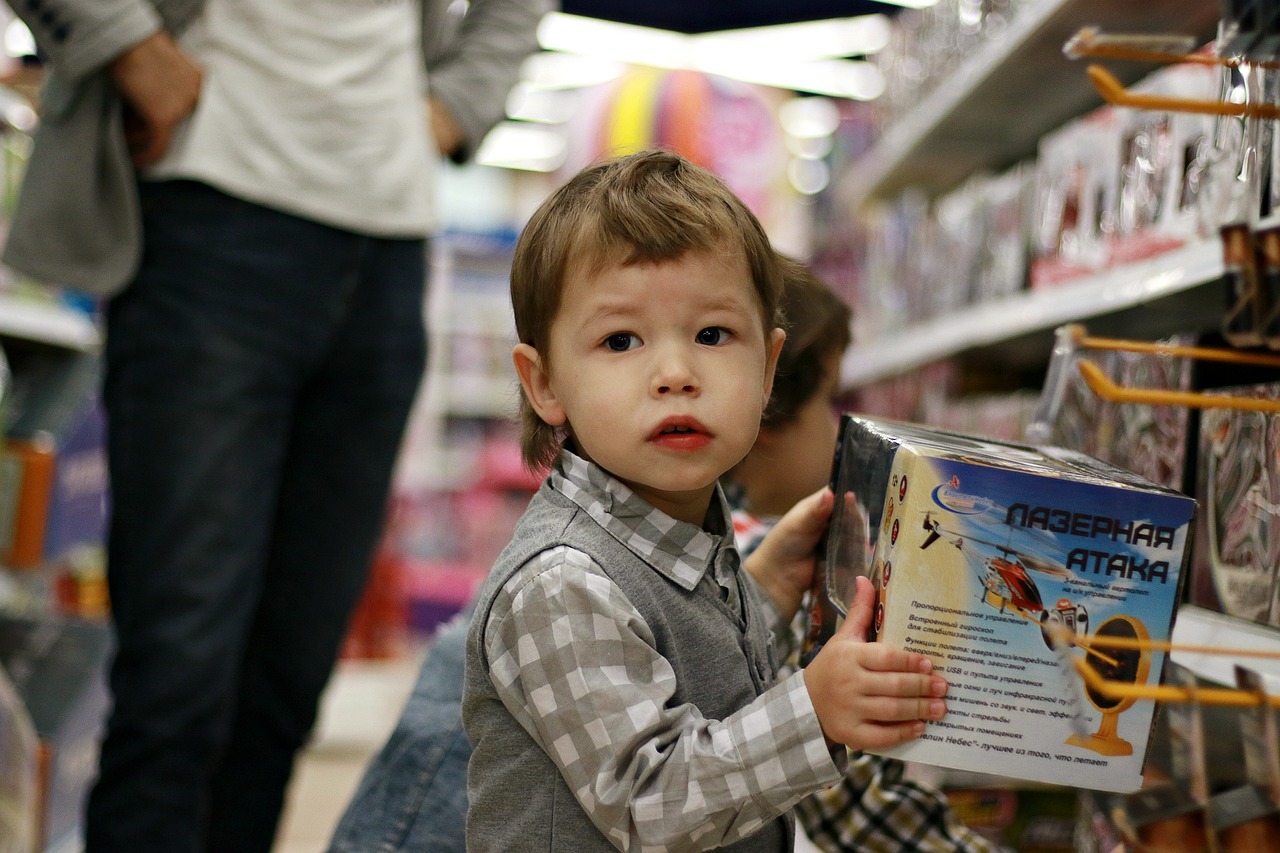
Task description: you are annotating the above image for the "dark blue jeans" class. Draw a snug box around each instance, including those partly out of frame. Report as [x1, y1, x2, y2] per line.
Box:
[327, 610, 472, 853]
[87, 180, 427, 853]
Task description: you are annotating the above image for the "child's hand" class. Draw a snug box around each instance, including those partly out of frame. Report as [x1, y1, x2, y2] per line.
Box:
[803, 576, 948, 751]
[742, 487, 833, 619]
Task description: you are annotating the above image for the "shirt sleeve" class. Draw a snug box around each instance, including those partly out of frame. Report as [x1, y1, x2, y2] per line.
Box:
[484, 546, 842, 852]
[12, 0, 161, 84]
[420, 0, 551, 161]
[794, 754, 998, 853]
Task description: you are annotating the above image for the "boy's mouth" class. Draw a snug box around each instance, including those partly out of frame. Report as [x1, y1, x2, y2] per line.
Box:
[651, 416, 708, 436]
[649, 417, 711, 448]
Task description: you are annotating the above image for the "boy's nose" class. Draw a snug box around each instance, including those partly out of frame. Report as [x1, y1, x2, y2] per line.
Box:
[652, 351, 699, 396]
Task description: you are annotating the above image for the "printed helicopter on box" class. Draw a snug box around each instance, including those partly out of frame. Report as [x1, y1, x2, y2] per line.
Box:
[920, 511, 1090, 648]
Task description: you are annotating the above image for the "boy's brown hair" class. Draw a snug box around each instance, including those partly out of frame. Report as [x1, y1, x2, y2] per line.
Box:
[763, 254, 853, 429]
[511, 148, 785, 470]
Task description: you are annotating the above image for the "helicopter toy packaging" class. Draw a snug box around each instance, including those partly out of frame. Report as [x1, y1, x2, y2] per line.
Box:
[823, 415, 1196, 792]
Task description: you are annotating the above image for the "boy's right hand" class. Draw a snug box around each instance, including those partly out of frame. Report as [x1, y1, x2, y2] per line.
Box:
[803, 575, 947, 751]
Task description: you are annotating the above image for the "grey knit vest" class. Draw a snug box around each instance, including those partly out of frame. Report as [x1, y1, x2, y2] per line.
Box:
[463, 481, 793, 852]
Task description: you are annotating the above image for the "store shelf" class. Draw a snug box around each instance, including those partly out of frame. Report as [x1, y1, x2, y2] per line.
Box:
[0, 293, 101, 351]
[839, 0, 1222, 208]
[840, 238, 1224, 387]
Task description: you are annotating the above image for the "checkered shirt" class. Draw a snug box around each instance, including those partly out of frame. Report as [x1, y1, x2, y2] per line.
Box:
[730, 501, 997, 853]
[482, 452, 842, 850]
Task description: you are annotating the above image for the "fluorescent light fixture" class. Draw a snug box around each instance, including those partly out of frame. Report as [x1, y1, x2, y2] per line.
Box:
[474, 122, 567, 172]
[779, 97, 841, 139]
[787, 157, 830, 195]
[519, 51, 627, 90]
[537, 14, 690, 68]
[1, 95, 35, 132]
[535, 13, 889, 99]
[538, 12, 897, 64]
[4, 19, 34, 58]
[784, 132, 834, 160]
[694, 16, 891, 62]
[699, 57, 884, 101]
[505, 82, 577, 124]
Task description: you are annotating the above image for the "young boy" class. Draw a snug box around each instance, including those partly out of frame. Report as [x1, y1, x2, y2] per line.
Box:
[728, 256, 993, 852]
[462, 149, 948, 851]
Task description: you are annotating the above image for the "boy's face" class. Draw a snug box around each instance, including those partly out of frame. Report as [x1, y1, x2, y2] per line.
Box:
[515, 250, 784, 526]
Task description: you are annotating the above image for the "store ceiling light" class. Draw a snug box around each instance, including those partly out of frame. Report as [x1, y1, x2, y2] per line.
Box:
[474, 121, 568, 172]
[692, 16, 891, 62]
[534, 12, 892, 99]
[538, 14, 691, 67]
[778, 97, 842, 139]
[505, 82, 579, 124]
[4, 19, 33, 59]
[707, 56, 884, 101]
[520, 51, 628, 90]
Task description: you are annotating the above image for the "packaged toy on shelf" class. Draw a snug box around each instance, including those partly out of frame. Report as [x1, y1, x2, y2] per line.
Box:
[1031, 108, 1121, 288]
[823, 415, 1196, 792]
[1192, 383, 1280, 629]
[1027, 325, 1195, 492]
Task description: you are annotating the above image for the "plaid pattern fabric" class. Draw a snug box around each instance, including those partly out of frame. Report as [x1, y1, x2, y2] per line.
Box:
[730, 501, 996, 853]
[482, 452, 841, 850]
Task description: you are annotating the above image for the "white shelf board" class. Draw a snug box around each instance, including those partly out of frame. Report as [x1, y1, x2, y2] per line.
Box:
[0, 293, 101, 350]
[1171, 604, 1280, 692]
[840, 238, 1223, 387]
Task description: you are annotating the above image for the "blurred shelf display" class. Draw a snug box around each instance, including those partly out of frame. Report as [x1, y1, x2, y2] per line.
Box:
[832, 0, 1229, 392]
[843, 0, 1221, 208]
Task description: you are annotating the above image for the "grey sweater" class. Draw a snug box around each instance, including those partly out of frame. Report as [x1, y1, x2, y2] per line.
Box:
[463, 480, 793, 852]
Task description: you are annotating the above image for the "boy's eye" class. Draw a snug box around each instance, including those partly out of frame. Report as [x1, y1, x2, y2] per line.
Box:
[604, 333, 639, 352]
[696, 327, 730, 346]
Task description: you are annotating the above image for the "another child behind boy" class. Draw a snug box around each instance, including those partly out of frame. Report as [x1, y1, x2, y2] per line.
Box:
[462, 149, 949, 851]
[728, 256, 994, 852]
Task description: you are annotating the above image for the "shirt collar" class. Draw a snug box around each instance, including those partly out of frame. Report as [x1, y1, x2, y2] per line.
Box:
[549, 449, 735, 591]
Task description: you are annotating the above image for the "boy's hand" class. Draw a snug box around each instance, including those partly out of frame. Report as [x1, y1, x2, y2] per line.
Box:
[742, 487, 833, 619]
[803, 576, 947, 751]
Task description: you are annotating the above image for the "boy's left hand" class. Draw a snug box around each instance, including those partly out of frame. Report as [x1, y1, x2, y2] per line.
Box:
[743, 487, 833, 619]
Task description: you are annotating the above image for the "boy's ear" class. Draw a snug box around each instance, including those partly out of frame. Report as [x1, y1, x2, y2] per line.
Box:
[512, 343, 567, 427]
[761, 327, 786, 403]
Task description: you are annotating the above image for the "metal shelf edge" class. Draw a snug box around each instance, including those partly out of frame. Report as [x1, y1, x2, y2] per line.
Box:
[840, 238, 1223, 388]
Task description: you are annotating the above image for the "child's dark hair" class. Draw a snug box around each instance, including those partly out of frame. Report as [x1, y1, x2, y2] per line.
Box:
[763, 254, 853, 429]
[510, 148, 785, 470]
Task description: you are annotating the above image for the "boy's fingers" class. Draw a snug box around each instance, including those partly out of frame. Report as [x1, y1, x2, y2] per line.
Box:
[850, 720, 928, 751]
[836, 576, 875, 639]
[797, 487, 834, 527]
[861, 694, 947, 722]
[856, 642, 937, 680]
[859, 670, 948, 702]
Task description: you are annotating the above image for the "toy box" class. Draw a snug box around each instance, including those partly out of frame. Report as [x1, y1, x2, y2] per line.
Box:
[824, 415, 1196, 792]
